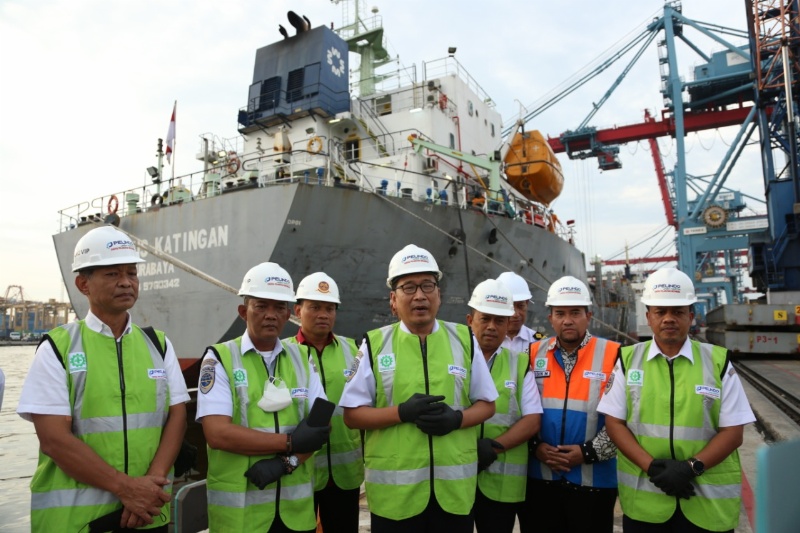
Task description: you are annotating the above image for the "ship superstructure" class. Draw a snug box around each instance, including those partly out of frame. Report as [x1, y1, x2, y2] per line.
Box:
[52, 2, 622, 365]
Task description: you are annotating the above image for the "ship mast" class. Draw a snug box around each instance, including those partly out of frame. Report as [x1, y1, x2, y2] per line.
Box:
[333, 0, 391, 97]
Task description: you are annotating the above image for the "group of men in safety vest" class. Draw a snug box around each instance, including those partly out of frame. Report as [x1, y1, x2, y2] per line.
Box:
[17, 226, 753, 533]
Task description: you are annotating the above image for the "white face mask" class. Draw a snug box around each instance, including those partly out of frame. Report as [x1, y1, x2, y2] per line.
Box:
[257, 378, 292, 412]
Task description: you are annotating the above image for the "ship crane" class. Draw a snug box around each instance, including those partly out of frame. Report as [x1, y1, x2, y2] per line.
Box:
[503, 1, 777, 314]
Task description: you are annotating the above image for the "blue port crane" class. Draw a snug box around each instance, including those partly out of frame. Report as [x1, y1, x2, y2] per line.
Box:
[746, 0, 800, 293]
[503, 1, 799, 315]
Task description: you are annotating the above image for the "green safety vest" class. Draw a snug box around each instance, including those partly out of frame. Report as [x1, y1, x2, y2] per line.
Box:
[205, 338, 316, 532]
[478, 347, 530, 502]
[617, 340, 742, 531]
[31, 321, 171, 532]
[364, 321, 478, 520]
[285, 334, 364, 491]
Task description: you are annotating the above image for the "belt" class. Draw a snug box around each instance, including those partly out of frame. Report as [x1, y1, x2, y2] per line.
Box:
[530, 477, 616, 494]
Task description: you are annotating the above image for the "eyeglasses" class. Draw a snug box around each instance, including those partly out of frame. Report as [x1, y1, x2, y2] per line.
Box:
[395, 281, 438, 294]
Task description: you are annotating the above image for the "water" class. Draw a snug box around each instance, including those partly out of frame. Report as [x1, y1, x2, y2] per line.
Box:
[0, 345, 38, 532]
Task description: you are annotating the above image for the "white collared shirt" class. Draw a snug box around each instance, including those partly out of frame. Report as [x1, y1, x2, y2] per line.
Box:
[195, 331, 326, 420]
[17, 311, 190, 422]
[338, 320, 499, 409]
[501, 324, 538, 355]
[597, 337, 755, 427]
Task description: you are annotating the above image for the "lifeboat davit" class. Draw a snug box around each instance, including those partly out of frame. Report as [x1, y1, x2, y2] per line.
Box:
[504, 130, 563, 206]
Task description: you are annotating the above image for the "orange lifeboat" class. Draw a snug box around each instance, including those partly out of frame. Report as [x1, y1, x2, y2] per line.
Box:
[504, 130, 563, 206]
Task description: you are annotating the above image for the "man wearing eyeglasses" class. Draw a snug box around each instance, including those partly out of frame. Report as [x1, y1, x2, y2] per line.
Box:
[340, 244, 497, 533]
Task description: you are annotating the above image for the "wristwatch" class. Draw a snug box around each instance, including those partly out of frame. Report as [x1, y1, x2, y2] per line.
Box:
[688, 457, 705, 476]
[281, 454, 300, 475]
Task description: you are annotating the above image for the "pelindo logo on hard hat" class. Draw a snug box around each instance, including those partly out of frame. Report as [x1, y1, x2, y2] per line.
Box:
[652, 283, 682, 293]
[485, 294, 509, 305]
[559, 286, 582, 294]
[263, 276, 291, 288]
[106, 239, 136, 251]
[402, 254, 430, 264]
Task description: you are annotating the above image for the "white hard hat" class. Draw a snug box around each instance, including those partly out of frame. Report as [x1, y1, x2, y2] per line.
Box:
[296, 272, 341, 304]
[641, 267, 697, 306]
[386, 244, 442, 288]
[545, 276, 593, 306]
[238, 262, 296, 302]
[72, 226, 145, 272]
[497, 271, 533, 301]
[468, 279, 514, 316]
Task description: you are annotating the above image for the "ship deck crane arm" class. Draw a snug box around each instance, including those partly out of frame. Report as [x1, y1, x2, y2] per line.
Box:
[408, 134, 502, 193]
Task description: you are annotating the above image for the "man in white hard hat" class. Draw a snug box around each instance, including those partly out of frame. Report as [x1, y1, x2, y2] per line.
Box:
[466, 279, 542, 533]
[340, 244, 497, 532]
[519, 275, 620, 533]
[197, 262, 330, 533]
[17, 225, 190, 532]
[497, 272, 540, 353]
[283, 272, 362, 533]
[599, 267, 755, 533]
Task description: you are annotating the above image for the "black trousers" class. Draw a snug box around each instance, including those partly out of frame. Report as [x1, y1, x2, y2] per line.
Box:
[622, 505, 734, 533]
[473, 487, 520, 533]
[370, 494, 473, 533]
[113, 526, 168, 533]
[267, 513, 316, 533]
[518, 477, 617, 533]
[314, 483, 361, 533]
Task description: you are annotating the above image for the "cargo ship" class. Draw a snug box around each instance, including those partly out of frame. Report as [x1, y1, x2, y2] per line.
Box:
[51, 1, 621, 371]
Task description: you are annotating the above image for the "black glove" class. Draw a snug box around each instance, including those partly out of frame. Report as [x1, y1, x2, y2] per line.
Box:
[415, 404, 463, 436]
[649, 459, 696, 499]
[398, 393, 446, 423]
[291, 418, 331, 453]
[477, 438, 505, 471]
[244, 458, 286, 490]
[647, 458, 666, 478]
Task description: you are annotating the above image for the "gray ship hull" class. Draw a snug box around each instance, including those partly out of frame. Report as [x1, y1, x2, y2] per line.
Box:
[53, 182, 588, 362]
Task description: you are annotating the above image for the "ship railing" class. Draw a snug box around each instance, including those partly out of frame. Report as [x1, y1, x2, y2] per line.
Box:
[348, 64, 419, 97]
[57, 151, 567, 244]
[351, 98, 395, 155]
[422, 56, 495, 108]
[55, 161, 239, 231]
[197, 133, 245, 162]
[335, 9, 383, 42]
[238, 81, 350, 132]
[356, 83, 455, 121]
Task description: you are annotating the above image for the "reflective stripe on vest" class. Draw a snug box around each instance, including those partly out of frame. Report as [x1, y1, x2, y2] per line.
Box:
[617, 340, 742, 531]
[627, 342, 717, 441]
[207, 482, 312, 508]
[529, 336, 618, 488]
[206, 338, 315, 532]
[63, 322, 168, 435]
[373, 322, 468, 410]
[31, 322, 171, 532]
[287, 334, 364, 491]
[617, 471, 742, 499]
[477, 348, 530, 502]
[31, 487, 118, 510]
[226, 340, 308, 428]
[314, 448, 363, 468]
[364, 321, 478, 520]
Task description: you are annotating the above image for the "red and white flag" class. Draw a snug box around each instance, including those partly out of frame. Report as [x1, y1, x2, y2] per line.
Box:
[165, 101, 176, 164]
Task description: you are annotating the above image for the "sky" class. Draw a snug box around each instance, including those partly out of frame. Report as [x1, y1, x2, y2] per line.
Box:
[0, 0, 759, 303]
